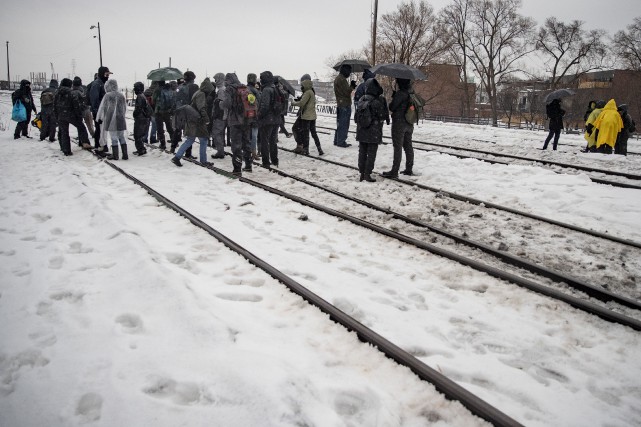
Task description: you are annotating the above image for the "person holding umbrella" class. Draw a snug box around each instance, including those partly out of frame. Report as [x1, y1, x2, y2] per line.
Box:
[382, 78, 416, 178]
[541, 98, 565, 150]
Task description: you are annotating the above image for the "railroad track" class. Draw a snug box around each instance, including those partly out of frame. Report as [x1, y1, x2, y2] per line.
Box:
[304, 122, 641, 189]
[140, 142, 641, 331]
[87, 146, 521, 427]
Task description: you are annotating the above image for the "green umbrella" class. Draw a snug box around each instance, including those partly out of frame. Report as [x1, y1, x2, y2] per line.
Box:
[147, 67, 183, 82]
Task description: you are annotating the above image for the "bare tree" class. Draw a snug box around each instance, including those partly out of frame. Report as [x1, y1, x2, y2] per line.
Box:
[464, 0, 535, 126]
[613, 17, 641, 70]
[535, 18, 608, 90]
[377, 0, 451, 66]
[439, 0, 473, 117]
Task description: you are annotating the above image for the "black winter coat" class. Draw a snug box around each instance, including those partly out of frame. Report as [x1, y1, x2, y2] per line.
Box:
[54, 86, 84, 122]
[389, 88, 410, 123]
[12, 80, 37, 113]
[546, 100, 565, 131]
[355, 79, 389, 144]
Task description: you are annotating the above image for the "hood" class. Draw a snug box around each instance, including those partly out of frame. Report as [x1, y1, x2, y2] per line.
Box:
[247, 73, 257, 85]
[105, 79, 119, 93]
[603, 99, 617, 112]
[134, 81, 144, 94]
[618, 104, 628, 113]
[225, 73, 241, 86]
[20, 79, 31, 90]
[260, 71, 274, 86]
[595, 100, 606, 109]
[300, 73, 311, 82]
[72, 77, 82, 87]
[200, 78, 215, 94]
[362, 69, 375, 80]
[213, 73, 225, 88]
[365, 79, 383, 97]
[49, 79, 59, 89]
[587, 100, 596, 109]
[339, 64, 352, 78]
[301, 80, 314, 92]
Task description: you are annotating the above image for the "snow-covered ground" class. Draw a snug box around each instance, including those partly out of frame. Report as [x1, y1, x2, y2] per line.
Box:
[1, 90, 641, 427]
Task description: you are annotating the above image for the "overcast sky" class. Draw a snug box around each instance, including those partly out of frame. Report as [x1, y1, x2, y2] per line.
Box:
[2, 0, 639, 90]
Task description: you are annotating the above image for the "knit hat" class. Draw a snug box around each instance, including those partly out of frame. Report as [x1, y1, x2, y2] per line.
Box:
[247, 73, 257, 84]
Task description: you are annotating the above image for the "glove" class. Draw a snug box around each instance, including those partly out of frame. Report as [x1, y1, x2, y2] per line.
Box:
[585, 123, 593, 136]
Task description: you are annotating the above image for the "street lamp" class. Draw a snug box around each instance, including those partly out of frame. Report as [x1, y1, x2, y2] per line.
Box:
[90, 22, 102, 67]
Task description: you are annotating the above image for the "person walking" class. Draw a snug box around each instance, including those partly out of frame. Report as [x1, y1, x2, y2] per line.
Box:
[257, 71, 280, 168]
[95, 79, 128, 160]
[153, 81, 175, 150]
[53, 78, 91, 156]
[11, 79, 37, 139]
[39, 79, 58, 142]
[355, 79, 389, 182]
[382, 78, 415, 178]
[541, 99, 565, 150]
[171, 78, 215, 167]
[171, 71, 199, 154]
[333, 64, 355, 147]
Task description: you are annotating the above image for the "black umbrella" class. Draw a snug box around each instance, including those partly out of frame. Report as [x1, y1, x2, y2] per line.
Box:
[274, 76, 295, 96]
[332, 59, 372, 73]
[368, 63, 427, 80]
[544, 88, 575, 104]
[147, 67, 183, 82]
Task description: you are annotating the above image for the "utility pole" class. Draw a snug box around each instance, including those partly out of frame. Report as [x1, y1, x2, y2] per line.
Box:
[90, 23, 103, 66]
[6, 41, 9, 88]
[169, 57, 171, 67]
[372, 0, 378, 64]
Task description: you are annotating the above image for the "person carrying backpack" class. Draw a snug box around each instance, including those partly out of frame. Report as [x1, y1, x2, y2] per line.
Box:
[171, 78, 215, 167]
[72, 76, 95, 141]
[53, 78, 91, 156]
[171, 71, 199, 154]
[220, 73, 252, 175]
[12, 79, 37, 139]
[153, 81, 175, 150]
[382, 78, 415, 178]
[39, 79, 59, 142]
[615, 104, 635, 156]
[132, 81, 152, 156]
[257, 71, 281, 169]
[355, 79, 389, 182]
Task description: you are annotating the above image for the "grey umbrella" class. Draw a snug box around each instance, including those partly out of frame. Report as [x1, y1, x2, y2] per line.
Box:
[544, 88, 575, 104]
[147, 67, 184, 82]
[274, 76, 295, 96]
[332, 59, 372, 73]
[368, 63, 427, 80]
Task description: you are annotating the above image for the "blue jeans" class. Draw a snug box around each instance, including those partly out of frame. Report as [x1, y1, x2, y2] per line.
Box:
[250, 126, 258, 151]
[333, 106, 351, 146]
[175, 136, 208, 163]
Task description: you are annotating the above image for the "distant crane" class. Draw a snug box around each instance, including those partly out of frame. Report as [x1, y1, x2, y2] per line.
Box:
[50, 62, 57, 81]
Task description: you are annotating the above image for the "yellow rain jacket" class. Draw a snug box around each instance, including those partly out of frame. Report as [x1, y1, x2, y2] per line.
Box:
[593, 99, 623, 149]
[584, 107, 603, 148]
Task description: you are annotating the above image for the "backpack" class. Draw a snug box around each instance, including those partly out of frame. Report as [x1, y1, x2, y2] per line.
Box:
[271, 86, 286, 115]
[175, 84, 191, 108]
[41, 90, 55, 106]
[630, 119, 636, 134]
[355, 95, 374, 129]
[142, 98, 154, 119]
[405, 91, 425, 125]
[212, 97, 224, 120]
[173, 104, 200, 129]
[156, 88, 174, 113]
[232, 85, 257, 120]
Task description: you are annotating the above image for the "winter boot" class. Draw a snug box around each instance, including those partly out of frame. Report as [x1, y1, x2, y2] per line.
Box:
[293, 144, 304, 154]
[171, 157, 183, 167]
[382, 170, 398, 178]
[121, 144, 129, 160]
[363, 174, 376, 182]
[108, 145, 119, 160]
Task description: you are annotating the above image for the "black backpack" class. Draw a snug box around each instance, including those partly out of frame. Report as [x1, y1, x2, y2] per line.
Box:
[355, 95, 374, 129]
[271, 86, 286, 114]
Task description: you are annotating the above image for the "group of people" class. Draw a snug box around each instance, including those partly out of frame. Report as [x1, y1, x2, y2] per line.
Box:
[542, 97, 635, 155]
[336, 64, 418, 182]
[10, 63, 421, 182]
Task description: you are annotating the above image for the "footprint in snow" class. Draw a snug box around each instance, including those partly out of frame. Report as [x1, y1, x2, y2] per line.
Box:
[215, 293, 263, 303]
[75, 392, 103, 422]
[115, 313, 144, 334]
